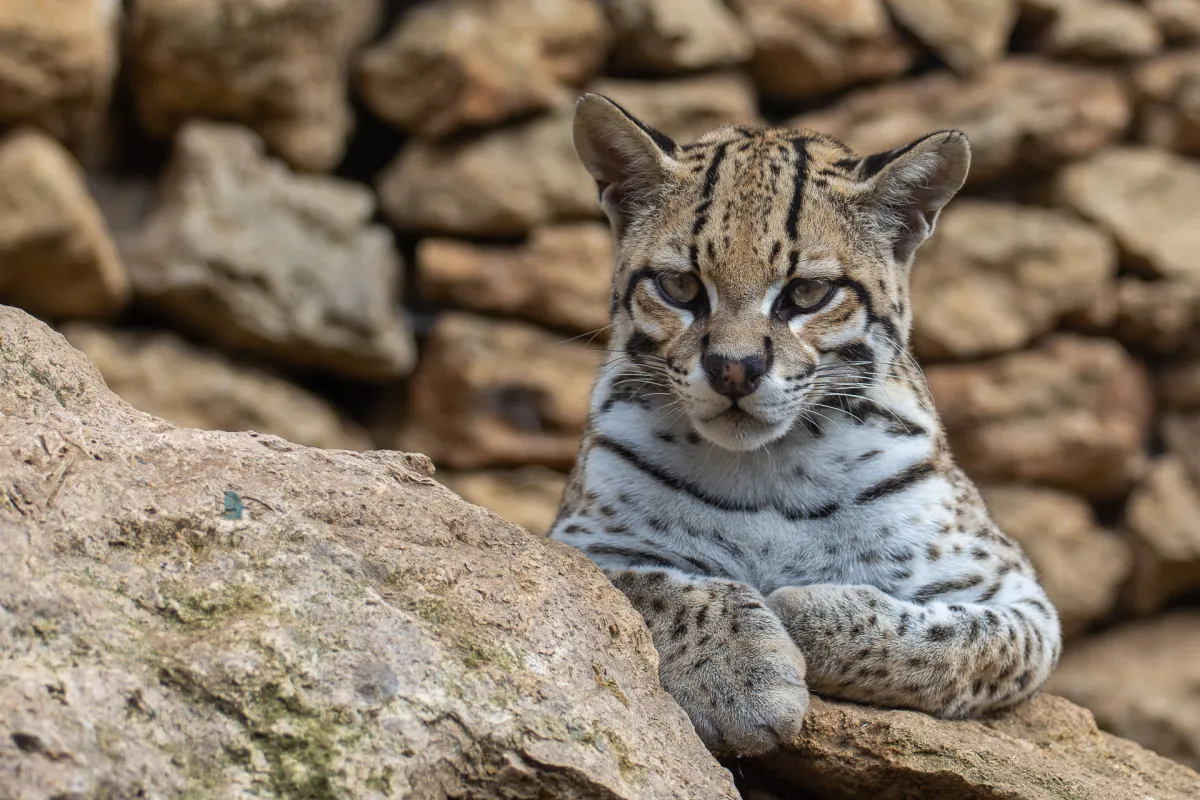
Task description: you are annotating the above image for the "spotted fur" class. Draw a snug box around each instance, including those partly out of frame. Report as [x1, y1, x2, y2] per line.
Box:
[549, 94, 1061, 756]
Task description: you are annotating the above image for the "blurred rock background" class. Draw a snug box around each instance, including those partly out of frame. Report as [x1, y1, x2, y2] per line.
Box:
[2, 0, 1200, 776]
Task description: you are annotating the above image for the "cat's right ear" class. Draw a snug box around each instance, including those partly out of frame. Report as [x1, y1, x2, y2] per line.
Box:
[573, 93, 679, 231]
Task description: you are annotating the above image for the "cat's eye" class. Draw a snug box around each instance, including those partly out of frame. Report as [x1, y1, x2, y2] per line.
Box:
[656, 272, 702, 307]
[780, 279, 834, 314]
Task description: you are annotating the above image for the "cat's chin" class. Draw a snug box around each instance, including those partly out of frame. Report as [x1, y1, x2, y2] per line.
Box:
[691, 407, 790, 452]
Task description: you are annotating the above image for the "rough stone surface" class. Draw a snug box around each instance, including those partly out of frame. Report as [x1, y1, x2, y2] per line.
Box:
[1047, 612, 1200, 772]
[1101, 277, 1200, 354]
[417, 223, 613, 335]
[1023, 0, 1163, 60]
[378, 105, 598, 237]
[981, 485, 1129, 637]
[0, 0, 119, 155]
[1136, 51, 1200, 154]
[588, 73, 764, 143]
[1124, 455, 1200, 613]
[1148, 0, 1200, 41]
[1162, 359, 1200, 409]
[606, 0, 754, 74]
[1056, 147, 1200, 285]
[911, 200, 1116, 360]
[885, 0, 1018, 74]
[757, 694, 1200, 799]
[357, 0, 609, 138]
[128, 0, 379, 171]
[439, 468, 568, 537]
[791, 59, 1130, 184]
[0, 305, 740, 800]
[731, 0, 915, 99]
[61, 323, 372, 451]
[125, 123, 414, 381]
[0, 128, 128, 319]
[391, 313, 602, 471]
[926, 335, 1153, 499]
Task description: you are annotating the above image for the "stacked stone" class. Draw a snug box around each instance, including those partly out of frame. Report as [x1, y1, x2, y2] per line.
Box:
[2, 0, 1200, 773]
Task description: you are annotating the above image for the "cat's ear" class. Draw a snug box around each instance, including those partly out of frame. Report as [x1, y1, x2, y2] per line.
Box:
[573, 93, 679, 232]
[854, 130, 970, 265]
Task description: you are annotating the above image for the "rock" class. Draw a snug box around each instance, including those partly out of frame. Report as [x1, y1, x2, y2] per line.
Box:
[1162, 359, 1200, 409]
[588, 73, 764, 143]
[128, 0, 379, 172]
[755, 694, 1200, 799]
[730, 0, 915, 99]
[1056, 148, 1200, 285]
[60, 323, 372, 451]
[980, 485, 1129, 637]
[1148, 0, 1200, 41]
[0, 304, 740, 799]
[885, 0, 1018, 74]
[390, 313, 602, 471]
[0, 128, 128, 319]
[378, 105, 597, 236]
[357, 0, 608, 138]
[1046, 612, 1200, 772]
[417, 223, 613, 335]
[1164, 411, 1200, 484]
[1107, 278, 1200, 354]
[1022, 0, 1163, 60]
[1135, 51, 1200, 154]
[911, 200, 1116, 360]
[1123, 455, 1200, 613]
[791, 59, 1131, 184]
[926, 335, 1153, 499]
[125, 122, 414, 381]
[606, 0, 754, 74]
[438, 468, 568, 536]
[0, 0, 119, 155]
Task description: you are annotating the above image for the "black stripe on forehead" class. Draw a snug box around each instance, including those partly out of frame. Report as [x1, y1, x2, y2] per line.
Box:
[691, 143, 728, 236]
[786, 137, 810, 241]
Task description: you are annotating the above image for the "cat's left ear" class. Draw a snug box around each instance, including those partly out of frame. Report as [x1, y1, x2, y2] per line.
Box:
[855, 130, 970, 265]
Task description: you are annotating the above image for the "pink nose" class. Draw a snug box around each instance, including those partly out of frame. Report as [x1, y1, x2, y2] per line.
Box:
[704, 353, 766, 399]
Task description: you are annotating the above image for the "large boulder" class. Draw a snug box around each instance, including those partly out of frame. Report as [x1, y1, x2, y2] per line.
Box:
[0, 0, 119, 155]
[61, 323, 371, 452]
[1020, 0, 1163, 60]
[357, 0, 609, 138]
[125, 123, 415, 381]
[0, 304, 739, 799]
[791, 59, 1130, 185]
[0, 128, 128, 319]
[1047, 612, 1200, 772]
[911, 200, 1116, 361]
[885, 0, 1018, 74]
[605, 0, 754, 74]
[128, 0, 379, 171]
[926, 335, 1153, 499]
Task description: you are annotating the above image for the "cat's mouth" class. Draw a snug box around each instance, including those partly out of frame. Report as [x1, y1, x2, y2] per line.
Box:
[694, 403, 790, 451]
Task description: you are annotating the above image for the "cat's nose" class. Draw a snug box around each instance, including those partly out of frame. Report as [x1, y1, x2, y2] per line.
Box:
[704, 353, 767, 399]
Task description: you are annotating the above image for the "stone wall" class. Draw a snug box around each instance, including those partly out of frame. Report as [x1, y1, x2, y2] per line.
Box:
[2, 0, 1200, 778]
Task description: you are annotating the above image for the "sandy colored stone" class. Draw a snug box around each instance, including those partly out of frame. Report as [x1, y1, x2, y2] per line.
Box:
[756, 694, 1200, 799]
[1124, 455, 1200, 613]
[730, 0, 915, 99]
[0, 305, 738, 799]
[129, 0, 379, 171]
[357, 0, 608, 138]
[1057, 148, 1200, 285]
[792, 59, 1130, 184]
[0, 0, 119, 155]
[417, 223, 612, 335]
[926, 335, 1152, 499]
[1136, 51, 1200, 154]
[0, 128, 128, 319]
[1148, 0, 1200, 41]
[981, 485, 1129, 637]
[588, 73, 764, 143]
[607, 0, 754, 73]
[1022, 0, 1163, 60]
[439, 468, 568, 536]
[1162, 359, 1200, 409]
[125, 122, 414, 381]
[61, 323, 371, 451]
[378, 105, 598, 237]
[1098, 277, 1200, 354]
[912, 200, 1116, 360]
[1047, 612, 1200, 771]
[392, 313, 602, 471]
[885, 0, 1018, 74]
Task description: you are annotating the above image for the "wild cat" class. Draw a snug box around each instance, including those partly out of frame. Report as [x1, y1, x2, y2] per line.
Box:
[548, 94, 1061, 756]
